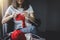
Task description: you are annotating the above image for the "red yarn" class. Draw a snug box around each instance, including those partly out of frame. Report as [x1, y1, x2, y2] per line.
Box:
[15, 13, 26, 28]
[11, 30, 26, 40]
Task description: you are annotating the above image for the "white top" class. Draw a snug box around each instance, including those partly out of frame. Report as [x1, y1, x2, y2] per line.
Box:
[5, 5, 34, 29]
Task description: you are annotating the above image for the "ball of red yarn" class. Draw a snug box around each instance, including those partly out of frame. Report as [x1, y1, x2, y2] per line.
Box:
[11, 30, 26, 40]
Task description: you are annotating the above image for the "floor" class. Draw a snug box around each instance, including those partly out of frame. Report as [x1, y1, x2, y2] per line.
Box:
[33, 37, 45, 40]
[40, 38, 45, 40]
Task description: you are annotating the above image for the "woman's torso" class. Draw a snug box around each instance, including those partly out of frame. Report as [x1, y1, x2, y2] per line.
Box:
[8, 5, 32, 29]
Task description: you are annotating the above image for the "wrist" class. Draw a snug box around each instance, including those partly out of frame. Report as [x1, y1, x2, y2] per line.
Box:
[10, 15, 13, 18]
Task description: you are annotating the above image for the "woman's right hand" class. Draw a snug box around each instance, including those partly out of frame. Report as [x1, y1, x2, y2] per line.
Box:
[2, 12, 18, 24]
[12, 12, 18, 18]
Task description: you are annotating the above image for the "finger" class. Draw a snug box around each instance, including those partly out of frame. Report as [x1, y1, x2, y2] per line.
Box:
[14, 13, 18, 18]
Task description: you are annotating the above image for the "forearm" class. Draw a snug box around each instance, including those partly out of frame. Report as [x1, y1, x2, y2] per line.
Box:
[2, 15, 13, 24]
[30, 13, 35, 21]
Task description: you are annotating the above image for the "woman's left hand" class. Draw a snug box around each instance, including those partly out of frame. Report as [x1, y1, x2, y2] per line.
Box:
[22, 12, 28, 17]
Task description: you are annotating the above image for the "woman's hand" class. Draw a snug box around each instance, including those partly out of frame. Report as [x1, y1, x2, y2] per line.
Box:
[1, 13, 17, 24]
[22, 12, 28, 17]
[12, 12, 19, 18]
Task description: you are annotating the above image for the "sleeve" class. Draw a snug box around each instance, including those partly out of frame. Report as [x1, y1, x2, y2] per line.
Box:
[5, 6, 12, 15]
[26, 5, 34, 14]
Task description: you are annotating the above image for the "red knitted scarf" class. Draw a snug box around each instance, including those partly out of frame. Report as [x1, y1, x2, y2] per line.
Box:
[15, 13, 26, 28]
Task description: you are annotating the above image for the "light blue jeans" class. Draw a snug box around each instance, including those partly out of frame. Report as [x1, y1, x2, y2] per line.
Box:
[15, 25, 36, 34]
[20, 26, 37, 34]
[14, 23, 37, 34]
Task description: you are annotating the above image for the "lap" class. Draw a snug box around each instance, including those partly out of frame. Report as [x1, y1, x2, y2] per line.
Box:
[14, 24, 36, 34]
[20, 25, 35, 32]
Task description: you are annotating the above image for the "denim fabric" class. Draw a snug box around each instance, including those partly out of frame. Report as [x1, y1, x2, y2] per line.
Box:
[20, 26, 37, 34]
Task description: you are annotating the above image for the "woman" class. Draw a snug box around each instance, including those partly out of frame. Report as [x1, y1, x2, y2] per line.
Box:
[2, 0, 36, 34]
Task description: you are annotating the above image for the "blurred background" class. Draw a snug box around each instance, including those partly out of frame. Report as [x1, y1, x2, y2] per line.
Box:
[0, 0, 60, 40]
[0, 0, 3, 38]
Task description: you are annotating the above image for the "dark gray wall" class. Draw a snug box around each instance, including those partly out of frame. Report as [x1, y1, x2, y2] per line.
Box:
[46, 0, 60, 31]
[29, 0, 47, 32]
[29, 0, 60, 32]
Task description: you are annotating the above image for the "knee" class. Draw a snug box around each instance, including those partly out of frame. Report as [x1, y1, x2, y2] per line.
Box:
[32, 26, 36, 30]
[30, 26, 36, 32]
